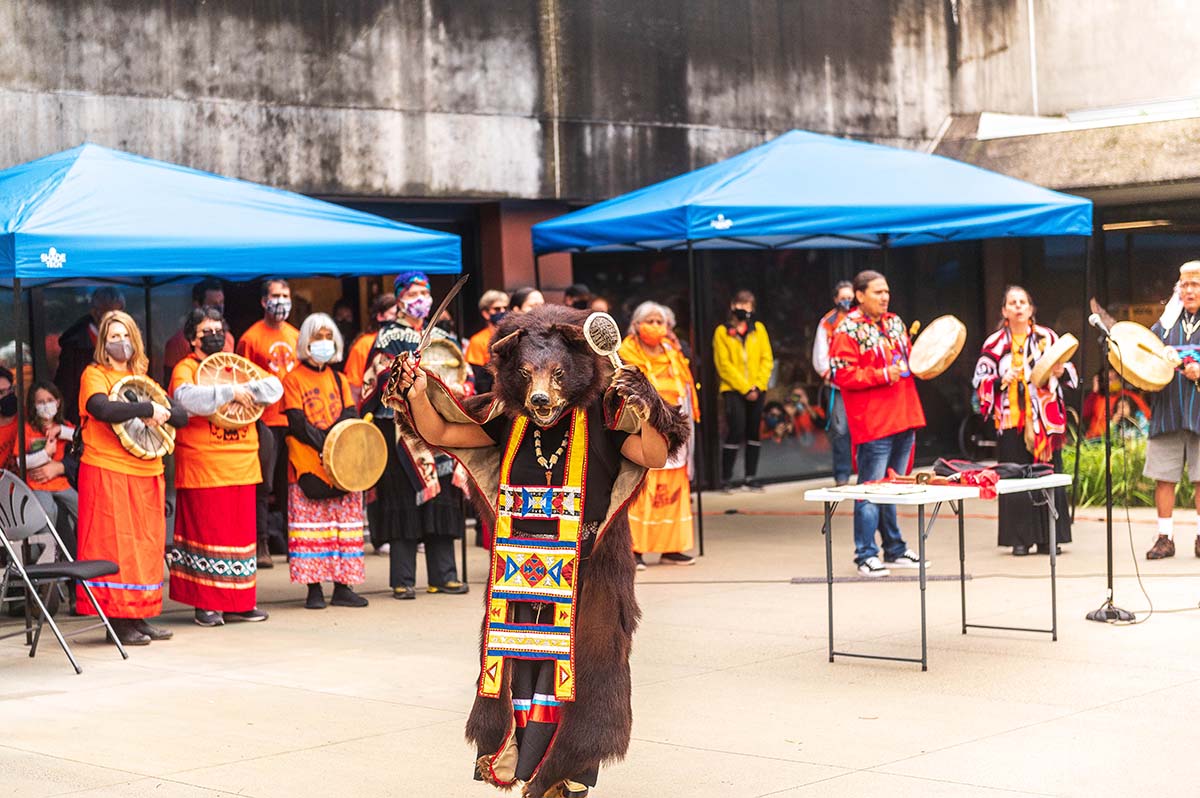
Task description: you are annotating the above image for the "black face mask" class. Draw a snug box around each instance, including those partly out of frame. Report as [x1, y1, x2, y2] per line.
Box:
[732, 308, 753, 322]
[0, 393, 16, 418]
[199, 332, 225, 356]
[435, 319, 455, 334]
[571, 299, 591, 310]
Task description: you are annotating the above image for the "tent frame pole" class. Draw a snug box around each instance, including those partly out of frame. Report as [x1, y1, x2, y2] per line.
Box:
[12, 278, 26, 476]
[1072, 233, 1095, 522]
[686, 241, 705, 556]
[534, 253, 542, 291]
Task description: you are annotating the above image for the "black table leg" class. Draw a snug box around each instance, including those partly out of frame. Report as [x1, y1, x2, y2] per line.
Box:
[958, 499, 966, 635]
[919, 503, 928, 672]
[824, 501, 834, 663]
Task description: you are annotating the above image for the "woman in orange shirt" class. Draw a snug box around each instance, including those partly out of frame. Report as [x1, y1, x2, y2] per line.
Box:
[282, 313, 369, 609]
[168, 308, 283, 627]
[75, 311, 187, 646]
[619, 301, 700, 569]
[13, 380, 80, 553]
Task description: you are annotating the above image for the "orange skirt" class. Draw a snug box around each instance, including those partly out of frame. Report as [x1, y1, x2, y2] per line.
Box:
[75, 462, 166, 619]
[627, 466, 693, 554]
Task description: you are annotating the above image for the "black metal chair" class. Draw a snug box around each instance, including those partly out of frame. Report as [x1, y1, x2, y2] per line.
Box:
[0, 470, 129, 673]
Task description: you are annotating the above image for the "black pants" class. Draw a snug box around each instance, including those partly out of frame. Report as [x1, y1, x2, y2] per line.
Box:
[721, 391, 765, 483]
[995, 428, 1072, 548]
[389, 536, 458, 588]
[255, 423, 289, 549]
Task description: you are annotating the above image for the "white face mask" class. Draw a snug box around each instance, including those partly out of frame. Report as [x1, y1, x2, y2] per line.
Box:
[35, 400, 58, 420]
[308, 339, 336, 364]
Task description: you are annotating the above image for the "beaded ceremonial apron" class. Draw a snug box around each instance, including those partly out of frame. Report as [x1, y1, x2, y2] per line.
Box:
[480, 408, 587, 703]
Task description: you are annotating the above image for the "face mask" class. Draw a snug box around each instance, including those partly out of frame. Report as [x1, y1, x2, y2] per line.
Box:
[402, 295, 432, 320]
[488, 311, 507, 326]
[638, 324, 668, 346]
[732, 308, 753, 323]
[199, 332, 225, 356]
[308, 339, 336, 364]
[35, 400, 58, 420]
[0, 394, 16, 418]
[266, 298, 291, 321]
[105, 340, 134, 362]
[571, 298, 590, 310]
[435, 319, 455, 334]
[837, 298, 853, 312]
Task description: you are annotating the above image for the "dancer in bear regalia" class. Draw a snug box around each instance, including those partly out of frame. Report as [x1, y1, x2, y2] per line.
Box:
[385, 304, 688, 798]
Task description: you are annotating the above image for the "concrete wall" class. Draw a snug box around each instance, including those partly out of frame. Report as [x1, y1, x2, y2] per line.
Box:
[0, 0, 953, 202]
[951, 0, 1200, 117]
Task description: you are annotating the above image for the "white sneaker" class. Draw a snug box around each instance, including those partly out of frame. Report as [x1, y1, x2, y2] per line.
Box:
[376, 543, 390, 556]
[885, 550, 929, 569]
[857, 556, 890, 577]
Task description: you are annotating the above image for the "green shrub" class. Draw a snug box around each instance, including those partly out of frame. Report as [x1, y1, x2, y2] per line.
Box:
[1063, 436, 1194, 507]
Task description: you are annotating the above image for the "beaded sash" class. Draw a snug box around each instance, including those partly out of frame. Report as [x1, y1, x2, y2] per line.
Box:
[479, 408, 587, 702]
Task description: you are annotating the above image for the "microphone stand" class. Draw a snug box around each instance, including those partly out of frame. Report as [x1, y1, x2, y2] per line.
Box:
[1087, 326, 1135, 622]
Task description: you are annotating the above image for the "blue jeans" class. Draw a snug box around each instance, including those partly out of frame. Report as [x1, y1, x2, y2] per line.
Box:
[826, 391, 852, 485]
[852, 429, 916, 564]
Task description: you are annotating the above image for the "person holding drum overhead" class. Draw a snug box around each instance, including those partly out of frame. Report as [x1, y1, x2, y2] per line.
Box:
[75, 310, 187, 646]
[168, 307, 283, 626]
[282, 313, 370, 609]
[1143, 260, 1200, 560]
[829, 270, 927, 577]
[973, 286, 1076, 556]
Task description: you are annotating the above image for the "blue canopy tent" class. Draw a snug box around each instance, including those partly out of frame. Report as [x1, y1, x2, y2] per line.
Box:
[0, 143, 461, 285]
[0, 143, 467, 574]
[532, 130, 1094, 550]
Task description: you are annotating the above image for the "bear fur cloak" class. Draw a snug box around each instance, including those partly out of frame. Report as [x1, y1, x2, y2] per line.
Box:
[388, 306, 689, 797]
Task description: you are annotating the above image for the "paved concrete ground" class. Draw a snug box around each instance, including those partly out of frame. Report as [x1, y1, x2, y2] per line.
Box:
[3, 479, 1199, 797]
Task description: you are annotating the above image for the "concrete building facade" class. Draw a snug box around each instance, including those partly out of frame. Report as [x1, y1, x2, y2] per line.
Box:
[3, 0, 1198, 479]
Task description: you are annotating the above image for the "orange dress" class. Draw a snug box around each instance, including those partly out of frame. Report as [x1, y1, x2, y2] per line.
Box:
[237, 319, 299, 428]
[281, 363, 365, 585]
[465, 326, 494, 367]
[619, 336, 698, 555]
[166, 354, 261, 611]
[75, 364, 168, 619]
[343, 333, 376, 390]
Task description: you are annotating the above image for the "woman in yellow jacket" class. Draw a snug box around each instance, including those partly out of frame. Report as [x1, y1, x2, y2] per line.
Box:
[712, 289, 774, 491]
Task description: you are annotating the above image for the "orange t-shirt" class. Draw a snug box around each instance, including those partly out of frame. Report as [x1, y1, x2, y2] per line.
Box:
[343, 333, 376, 389]
[282, 363, 354, 485]
[0, 420, 20, 473]
[465, 326, 494, 367]
[236, 319, 299, 427]
[79, 364, 166, 477]
[13, 422, 74, 492]
[169, 355, 261, 490]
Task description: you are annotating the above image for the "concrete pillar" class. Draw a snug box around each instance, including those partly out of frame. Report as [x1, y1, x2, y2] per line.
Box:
[479, 201, 573, 301]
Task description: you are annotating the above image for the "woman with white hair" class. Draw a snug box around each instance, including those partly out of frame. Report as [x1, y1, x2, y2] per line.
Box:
[281, 312, 369, 609]
[619, 301, 700, 568]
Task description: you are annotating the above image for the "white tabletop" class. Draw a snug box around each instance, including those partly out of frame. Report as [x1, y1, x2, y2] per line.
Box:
[992, 473, 1073, 494]
[804, 484, 979, 505]
[804, 472, 1073, 505]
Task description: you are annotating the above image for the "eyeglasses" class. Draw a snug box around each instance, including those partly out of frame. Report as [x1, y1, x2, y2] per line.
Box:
[0, 385, 12, 397]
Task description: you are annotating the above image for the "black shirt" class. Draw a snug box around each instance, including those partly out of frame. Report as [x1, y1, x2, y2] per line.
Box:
[481, 399, 630, 532]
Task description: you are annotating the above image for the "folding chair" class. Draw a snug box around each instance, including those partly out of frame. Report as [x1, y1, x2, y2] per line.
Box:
[0, 470, 129, 673]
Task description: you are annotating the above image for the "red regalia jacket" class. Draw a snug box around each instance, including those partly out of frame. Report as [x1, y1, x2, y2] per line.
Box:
[829, 308, 926, 445]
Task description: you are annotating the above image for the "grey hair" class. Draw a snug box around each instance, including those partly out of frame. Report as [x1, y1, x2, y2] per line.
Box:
[297, 312, 344, 364]
[626, 301, 676, 337]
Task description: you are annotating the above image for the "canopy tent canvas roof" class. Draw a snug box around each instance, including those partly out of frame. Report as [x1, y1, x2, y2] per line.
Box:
[0, 143, 461, 286]
[532, 130, 1092, 254]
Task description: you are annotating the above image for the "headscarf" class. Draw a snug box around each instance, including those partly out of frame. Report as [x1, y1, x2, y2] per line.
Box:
[393, 270, 430, 295]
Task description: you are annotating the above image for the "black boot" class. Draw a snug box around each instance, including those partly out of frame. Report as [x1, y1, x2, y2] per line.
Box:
[305, 583, 326, 610]
[744, 441, 762, 483]
[109, 618, 150, 646]
[721, 446, 739, 490]
[134, 618, 173, 640]
[331, 583, 369, 608]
